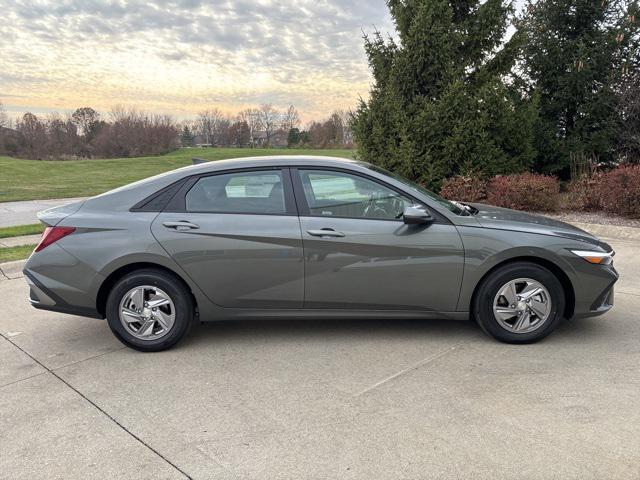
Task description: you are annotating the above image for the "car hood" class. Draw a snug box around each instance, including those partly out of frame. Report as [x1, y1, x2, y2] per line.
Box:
[468, 203, 607, 248]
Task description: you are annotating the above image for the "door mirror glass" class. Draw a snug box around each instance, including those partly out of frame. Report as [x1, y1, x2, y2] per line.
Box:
[403, 205, 433, 225]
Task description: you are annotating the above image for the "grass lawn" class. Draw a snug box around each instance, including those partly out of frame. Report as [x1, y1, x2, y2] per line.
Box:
[0, 223, 44, 239]
[0, 148, 355, 202]
[0, 244, 36, 263]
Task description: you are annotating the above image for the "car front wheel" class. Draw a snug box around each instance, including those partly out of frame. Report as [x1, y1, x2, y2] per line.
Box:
[106, 269, 194, 352]
[473, 262, 565, 344]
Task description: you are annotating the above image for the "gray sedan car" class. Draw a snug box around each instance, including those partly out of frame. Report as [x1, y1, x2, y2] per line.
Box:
[23, 156, 617, 351]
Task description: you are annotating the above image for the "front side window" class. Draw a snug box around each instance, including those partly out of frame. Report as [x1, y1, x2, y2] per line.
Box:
[185, 170, 285, 214]
[298, 169, 413, 220]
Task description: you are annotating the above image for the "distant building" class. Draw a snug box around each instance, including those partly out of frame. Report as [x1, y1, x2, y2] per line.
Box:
[192, 134, 212, 148]
[191, 129, 289, 148]
[252, 130, 288, 148]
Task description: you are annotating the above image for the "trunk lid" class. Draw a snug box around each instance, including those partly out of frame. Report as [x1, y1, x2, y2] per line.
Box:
[37, 199, 86, 226]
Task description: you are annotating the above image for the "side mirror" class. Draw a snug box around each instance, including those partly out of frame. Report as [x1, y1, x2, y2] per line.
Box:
[403, 205, 433, 225]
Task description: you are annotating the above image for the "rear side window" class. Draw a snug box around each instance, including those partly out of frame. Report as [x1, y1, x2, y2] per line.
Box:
[185, 171, 285, 214]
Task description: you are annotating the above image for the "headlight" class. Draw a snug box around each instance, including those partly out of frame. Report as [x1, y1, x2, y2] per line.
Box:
[570, 249, 615, 265]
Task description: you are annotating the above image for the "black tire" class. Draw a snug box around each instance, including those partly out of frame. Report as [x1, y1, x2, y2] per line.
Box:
[473, 262, 565, 344]
[106, 268, 194, 352]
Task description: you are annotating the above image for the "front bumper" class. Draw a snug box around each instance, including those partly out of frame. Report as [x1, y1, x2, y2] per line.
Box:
[572, 263, 618, 319]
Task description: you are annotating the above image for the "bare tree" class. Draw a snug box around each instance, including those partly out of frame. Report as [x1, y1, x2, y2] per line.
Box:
[196, 108, 226, 146]
[16, 112, 47, 159]
[0, 101, 8, 130]
[336, 110, 353, 146]
[237, 108, 262, 146]
[281, 104, 300, 132]
[229, 120, 251, 147]
[257, 103, 280, 146]
[71, 107, 100, 137]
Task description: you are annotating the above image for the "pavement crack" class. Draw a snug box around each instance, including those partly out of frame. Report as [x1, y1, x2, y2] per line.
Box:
[51, 346, 127, 371]
[0, 371, 48, 390]
[0, 331, 192, 480]
[0, 266, 9, 280]
[353, 336, 475, 397]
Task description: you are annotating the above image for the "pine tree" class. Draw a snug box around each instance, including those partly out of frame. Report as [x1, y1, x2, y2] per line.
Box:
[352, 0, 537, 189]
[515, 0, 640, 174]
[180, 125, 195, 147]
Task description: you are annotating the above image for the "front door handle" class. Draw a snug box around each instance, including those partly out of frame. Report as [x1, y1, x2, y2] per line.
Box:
[307, 229, 345, 238]
[162, 221, 200, 231]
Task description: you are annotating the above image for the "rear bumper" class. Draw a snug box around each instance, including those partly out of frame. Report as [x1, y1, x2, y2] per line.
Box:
[23, 243, 104, 320]
[25, 270, 103, 319]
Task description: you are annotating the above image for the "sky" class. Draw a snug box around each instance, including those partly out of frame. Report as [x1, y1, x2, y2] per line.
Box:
[0, 0, 394, 123]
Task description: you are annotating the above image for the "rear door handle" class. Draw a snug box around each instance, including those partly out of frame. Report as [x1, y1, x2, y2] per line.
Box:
[307, 229, 345, 238]
[162, 221, 200, 231]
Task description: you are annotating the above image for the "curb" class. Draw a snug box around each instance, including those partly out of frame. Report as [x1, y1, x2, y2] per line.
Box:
[0, 259, 26, 281]
[0, 234, 42, 248]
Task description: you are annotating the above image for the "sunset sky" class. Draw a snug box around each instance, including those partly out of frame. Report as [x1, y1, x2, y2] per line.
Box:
[0, 0, 394, 123]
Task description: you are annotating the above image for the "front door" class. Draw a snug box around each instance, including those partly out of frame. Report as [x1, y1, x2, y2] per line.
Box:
[151, 168, 304, 308]
[293, 168, 464, 311]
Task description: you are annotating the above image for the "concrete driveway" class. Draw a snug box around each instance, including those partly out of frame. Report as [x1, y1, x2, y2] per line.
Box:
[1, 236, 639, 479]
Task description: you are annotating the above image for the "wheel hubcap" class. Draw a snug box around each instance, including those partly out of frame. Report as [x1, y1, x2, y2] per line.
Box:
[493, 278, 551, 334]
[118, 286, 176, 341]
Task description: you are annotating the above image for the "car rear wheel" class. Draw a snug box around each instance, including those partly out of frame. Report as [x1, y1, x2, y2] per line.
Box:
[473, 262, 565, 344]
[106, 269, 193, 351]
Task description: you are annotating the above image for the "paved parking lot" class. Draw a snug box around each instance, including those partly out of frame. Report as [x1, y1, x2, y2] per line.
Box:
[1, 236, 639, 479]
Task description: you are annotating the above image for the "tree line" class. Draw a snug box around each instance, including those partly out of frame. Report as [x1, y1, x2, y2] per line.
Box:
[181, 105, 352, 149]
[352, 0, 640, 187]
[0, 105, 179, 159]
[0, 101, 353, 160]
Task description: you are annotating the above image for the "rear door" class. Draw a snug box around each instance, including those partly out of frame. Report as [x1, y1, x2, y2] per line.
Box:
[292, 168, 464, 311]
[151, 168, 304, 308]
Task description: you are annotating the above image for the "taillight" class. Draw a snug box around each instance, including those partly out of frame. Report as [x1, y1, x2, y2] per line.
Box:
[35, 226, 76, 252]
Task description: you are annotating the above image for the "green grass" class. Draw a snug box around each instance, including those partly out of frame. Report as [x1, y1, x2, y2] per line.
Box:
[0, 148, 355, 202]
[0, 244, 36, 263]
[0, 223, 44, 239]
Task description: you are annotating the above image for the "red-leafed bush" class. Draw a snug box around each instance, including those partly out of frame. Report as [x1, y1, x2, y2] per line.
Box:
[440, 175, 487, 202]
[597, 165, 640, 218]
[486, 173, 560, 211]
[567, 173, 604, 211]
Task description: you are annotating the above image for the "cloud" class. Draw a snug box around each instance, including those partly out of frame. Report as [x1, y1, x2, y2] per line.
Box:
[0, 0, 393, 120]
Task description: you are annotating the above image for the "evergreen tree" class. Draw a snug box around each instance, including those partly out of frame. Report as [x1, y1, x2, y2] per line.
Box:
[352, 0, 537, 189]
[515, 0, 640, 174]
[180, 125, 195, 147]
[287, 127, 301, 147]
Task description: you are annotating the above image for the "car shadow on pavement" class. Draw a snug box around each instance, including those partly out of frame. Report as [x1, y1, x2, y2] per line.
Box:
[172, 315, 615, 351]
[180, 317, 480, 348]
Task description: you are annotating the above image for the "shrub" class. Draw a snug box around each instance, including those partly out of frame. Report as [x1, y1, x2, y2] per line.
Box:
[597, 165, 640, 218]
[486, 173, 560, 211]
[566, 174, 604, 211]
[440, 175, 487, 203]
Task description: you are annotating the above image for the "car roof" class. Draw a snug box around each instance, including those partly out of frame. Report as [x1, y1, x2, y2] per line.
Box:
[185, 155, 365, 175]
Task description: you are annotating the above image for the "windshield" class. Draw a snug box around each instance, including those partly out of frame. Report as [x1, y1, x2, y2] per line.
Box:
[366, 165, 464, 215]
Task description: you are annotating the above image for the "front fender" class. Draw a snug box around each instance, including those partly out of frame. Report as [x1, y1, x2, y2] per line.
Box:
[456, 226, 580, 312]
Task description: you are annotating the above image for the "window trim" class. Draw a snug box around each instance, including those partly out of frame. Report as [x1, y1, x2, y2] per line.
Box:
[164, 167, 297, 216]
[129, 177, 190, 212]
[290, 166, 442, 223]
